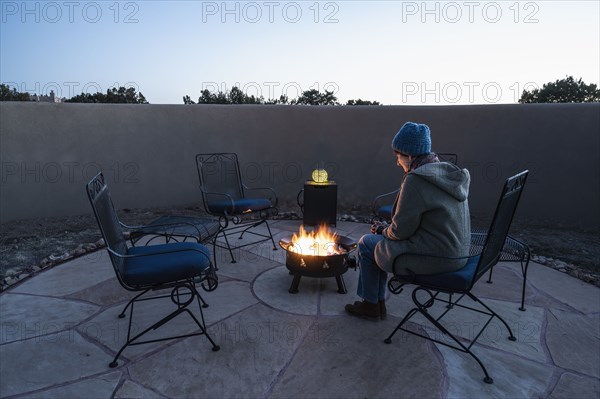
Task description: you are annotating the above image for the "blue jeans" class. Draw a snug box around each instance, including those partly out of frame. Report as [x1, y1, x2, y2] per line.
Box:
[356, 234, 388, 303]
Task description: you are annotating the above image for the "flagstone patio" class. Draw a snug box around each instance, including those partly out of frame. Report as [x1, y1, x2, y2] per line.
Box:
[1, 221, 598, 398]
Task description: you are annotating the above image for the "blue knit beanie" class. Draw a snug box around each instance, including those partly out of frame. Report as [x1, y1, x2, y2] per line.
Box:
[391, 122, 431, 156]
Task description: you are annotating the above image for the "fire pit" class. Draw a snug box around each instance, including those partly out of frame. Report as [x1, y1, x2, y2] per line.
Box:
[279, 225, 357, 294]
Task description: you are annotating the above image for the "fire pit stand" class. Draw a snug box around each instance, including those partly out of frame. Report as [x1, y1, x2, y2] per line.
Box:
[279, 235, 357, 294]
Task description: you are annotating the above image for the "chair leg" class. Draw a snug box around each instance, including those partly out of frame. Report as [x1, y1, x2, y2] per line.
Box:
[384, 308, 419, 344]
[118, 289, 150, 318]
[417, 301, 495, 384]
[190, 285, 220, 351]
[486, 266, 494, 284]
[385, 289, 498, 384]
[186, 309, 220, 351]
[264, 220, 278, 250]
[219, 230, 237, 263]
[110, 284, 220, 368]
[468, 293, 516, 341]
[237, 221, 258, 239]
[110, 305, 188, 368]
[447, 293, 454, 309]
[519, 257, 530, 311]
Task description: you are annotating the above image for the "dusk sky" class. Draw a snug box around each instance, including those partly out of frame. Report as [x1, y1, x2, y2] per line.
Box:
[1, 1, 598, 105]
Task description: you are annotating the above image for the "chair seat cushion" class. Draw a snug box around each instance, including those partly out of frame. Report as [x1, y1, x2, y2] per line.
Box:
[377, 205, 393, 220]
[411, 255, 480, 292]
[123, 242, 211, 287]
[208, 198, 272, 215]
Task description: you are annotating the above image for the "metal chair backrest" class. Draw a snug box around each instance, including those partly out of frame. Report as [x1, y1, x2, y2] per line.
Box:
[196, 153, 244, 211]
[471, 170, 529, 289]
[86, 172, 127, 278]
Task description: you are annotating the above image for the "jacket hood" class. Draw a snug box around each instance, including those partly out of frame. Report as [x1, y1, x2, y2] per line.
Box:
[411, 162, 470, 201]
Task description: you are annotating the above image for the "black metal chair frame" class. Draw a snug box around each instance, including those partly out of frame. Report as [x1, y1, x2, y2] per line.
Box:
[196, 153, 278, 263]
[472, 229, 531, 311]
[86, 172, 220, 368]
[126, 215, 222, 270]
[384, 170, 529, 384]
[371, 153, 459, 223]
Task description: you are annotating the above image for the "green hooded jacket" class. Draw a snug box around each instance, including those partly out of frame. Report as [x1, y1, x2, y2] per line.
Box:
[374, 162, 471, 275]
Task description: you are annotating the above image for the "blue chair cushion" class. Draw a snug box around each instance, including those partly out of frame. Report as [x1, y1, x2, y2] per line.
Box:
[378, 205, 393, 221]
[207, 198, 272, 215]
[411, 255, 480, 292]
[123, 242, 211, 287]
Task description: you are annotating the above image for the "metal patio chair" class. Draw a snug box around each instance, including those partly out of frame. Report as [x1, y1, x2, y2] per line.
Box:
[86, 172, 220, 368]
[371, 153, 458, 222]
[196, 153, 278, 263]
[384, 170, 529, 384]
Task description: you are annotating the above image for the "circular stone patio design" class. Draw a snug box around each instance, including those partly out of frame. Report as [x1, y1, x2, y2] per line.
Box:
[252, 265, 364, 316]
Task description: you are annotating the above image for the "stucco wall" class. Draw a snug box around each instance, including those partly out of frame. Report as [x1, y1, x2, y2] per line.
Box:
[1, 102, 598, 227]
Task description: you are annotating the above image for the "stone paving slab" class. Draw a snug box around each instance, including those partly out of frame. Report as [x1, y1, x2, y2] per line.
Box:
[435, 341, 556, 398]
[526, 262, 600, 314]
[114, 379, 166, 399]
[0, 331, 114, 397]
[269, 220, 303, 232]
[127, 304, 315, 399]
[244, 230, 290, 265]
[549, 372, 600, 399]
[318, 268, 362, 315]
[268, 316, 445, 399]
[333, 221, 371, 238]
[214, 247, 281, 283]
[65, 276, 140, 306]
[545, 308, 600, 378]
[11, 251, 115, 297]
[253, 266, 320, 315]
[470, 263, 532, 305]
[19, 371, 121, 399]
[0, 293, 99, 344]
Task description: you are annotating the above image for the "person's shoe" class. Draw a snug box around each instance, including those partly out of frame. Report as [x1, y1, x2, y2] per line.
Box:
[379, 300, 387, 320]
[345, 300, 380, 321]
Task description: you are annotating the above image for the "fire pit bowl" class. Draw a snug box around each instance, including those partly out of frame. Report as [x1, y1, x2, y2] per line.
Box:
[279, 233, 357, 294]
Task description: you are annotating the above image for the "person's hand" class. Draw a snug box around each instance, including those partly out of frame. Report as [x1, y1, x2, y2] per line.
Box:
[371, 221, 388, 234]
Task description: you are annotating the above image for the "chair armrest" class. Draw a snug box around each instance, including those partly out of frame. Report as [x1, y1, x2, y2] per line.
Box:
[200, 189, 235, 203]
[122, 221, 213, 240]
[121, 220, 203, 232]
[243, 185, 278, 207]
[199, 189, 235, 211]
[371, 189, 399, 215]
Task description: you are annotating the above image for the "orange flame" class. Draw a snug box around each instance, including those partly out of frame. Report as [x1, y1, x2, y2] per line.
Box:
[289, 225, 345, 256]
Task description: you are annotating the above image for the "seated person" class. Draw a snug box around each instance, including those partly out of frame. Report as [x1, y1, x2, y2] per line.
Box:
[345, 122, 471, 321]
